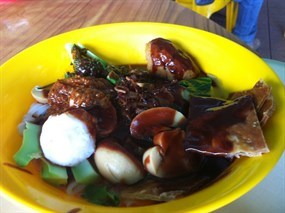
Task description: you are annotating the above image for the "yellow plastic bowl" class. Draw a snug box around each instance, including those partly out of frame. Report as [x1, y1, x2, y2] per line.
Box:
[1, 23, 284, 213]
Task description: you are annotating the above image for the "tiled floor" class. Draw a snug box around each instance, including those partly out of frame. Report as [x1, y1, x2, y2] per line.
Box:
[211, 0, 285, 62]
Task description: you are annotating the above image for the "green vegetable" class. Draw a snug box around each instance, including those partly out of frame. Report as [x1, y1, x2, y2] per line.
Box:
[65, 43, 110, 78]
[71, 159, 100, 184]
[179, 77, 212, 100]
[82, 185, 120, 206]
[81, 44, 108, 69]
[41, 159, 68, 185]
[66, 43, 109, 69]
[64, 71, 76, 79]
[106, 70, 120, 85]
[14, 122, 68, 185]
[13, 122, 42, 167]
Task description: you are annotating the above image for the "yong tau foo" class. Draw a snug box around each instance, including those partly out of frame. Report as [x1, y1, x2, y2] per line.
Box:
[13, 38, 274, 207]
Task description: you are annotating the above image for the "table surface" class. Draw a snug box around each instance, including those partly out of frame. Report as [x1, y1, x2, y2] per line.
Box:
[0, 0, 244, 65]
[0, 0, 284, 212]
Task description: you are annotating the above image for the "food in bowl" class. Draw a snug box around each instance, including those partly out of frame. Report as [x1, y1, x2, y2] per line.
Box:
[13, 37, 274, 207]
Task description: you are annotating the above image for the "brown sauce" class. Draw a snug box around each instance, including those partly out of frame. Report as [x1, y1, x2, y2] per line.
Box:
[43, 89, 49, 99]
[3, 162, 33, 175]
[118, 155, 233, 204]
[185, 95, 255, 154]
[66, 208, 82, 213]
[95, 118, 234, 205]
[27, 64, 235, 207]
[150, 38, 196, 80]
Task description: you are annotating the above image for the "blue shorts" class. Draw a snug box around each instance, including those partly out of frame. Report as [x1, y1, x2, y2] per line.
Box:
[233, 0, 264, 44]
[195, 0, 264, 44]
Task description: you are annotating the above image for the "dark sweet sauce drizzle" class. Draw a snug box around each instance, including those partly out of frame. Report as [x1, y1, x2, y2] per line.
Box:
[150, 38, 195, 80]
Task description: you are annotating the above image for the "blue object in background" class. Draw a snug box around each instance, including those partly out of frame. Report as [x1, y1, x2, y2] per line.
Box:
[195, 0, 264, 46]
[195, 0, 214, 5]
[233, 0, 264, 45]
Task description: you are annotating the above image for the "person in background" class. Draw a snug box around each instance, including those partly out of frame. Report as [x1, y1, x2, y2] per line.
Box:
[196, 0, 264, 50]
[233, 0, 263, 50]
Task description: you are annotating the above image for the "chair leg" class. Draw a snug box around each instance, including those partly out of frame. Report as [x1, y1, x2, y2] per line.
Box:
[232, 2, 239, 29]
[231, 1, 238, 31]
[226, 1, 239, 32]
[226, 3, 232, 31]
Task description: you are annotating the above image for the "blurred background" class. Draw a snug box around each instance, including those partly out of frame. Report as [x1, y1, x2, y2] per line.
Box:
[211, 0, 285, 61]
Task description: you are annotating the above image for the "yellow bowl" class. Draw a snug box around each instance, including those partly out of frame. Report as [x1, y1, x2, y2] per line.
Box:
[1, 23, 284, 213]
